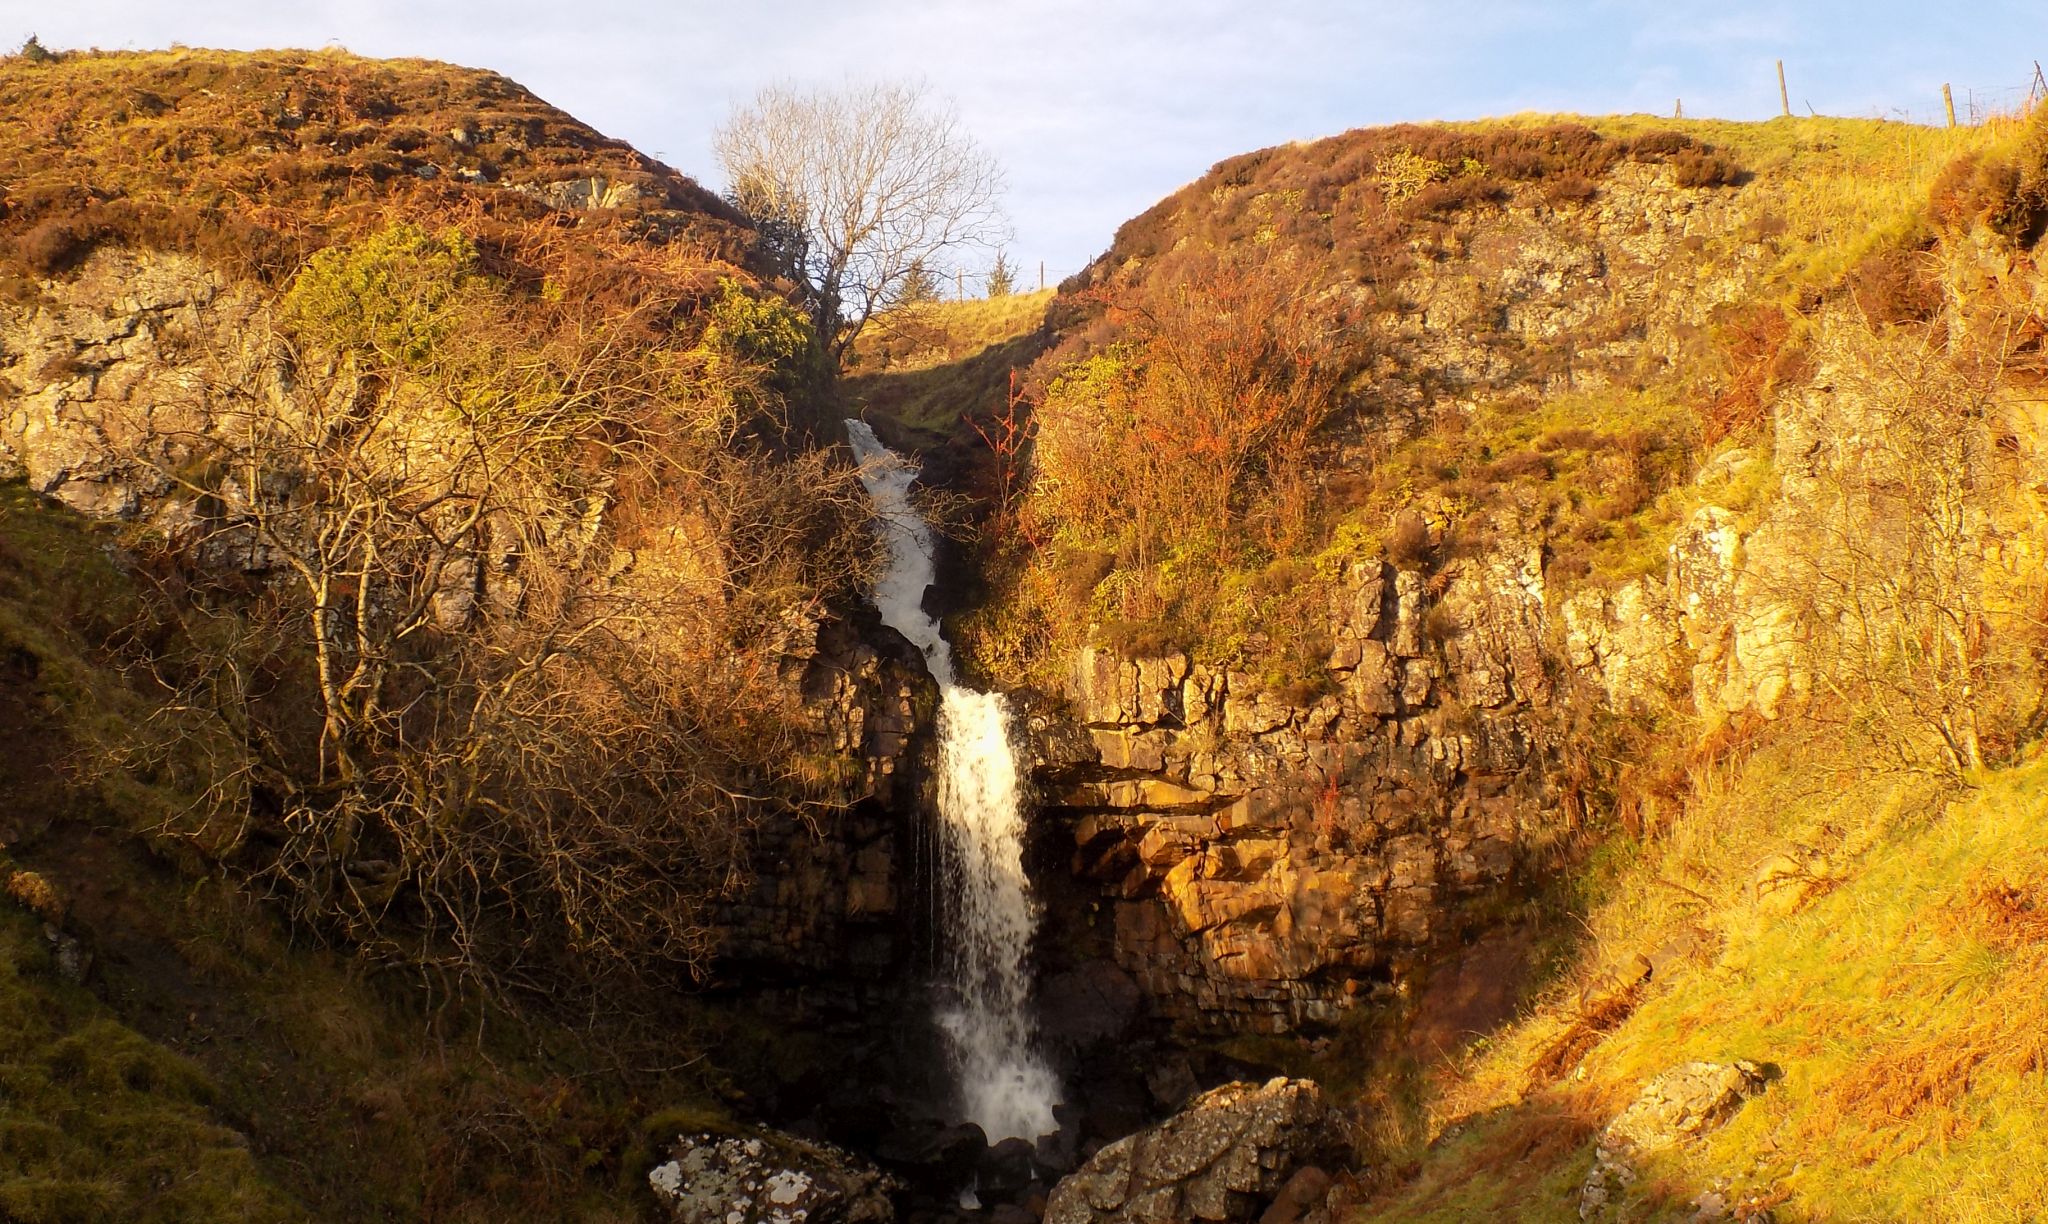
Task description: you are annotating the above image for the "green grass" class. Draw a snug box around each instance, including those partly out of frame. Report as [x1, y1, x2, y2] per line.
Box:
[844, 289, 1052, 442]
[1362, 744, 2048, 1223]
[0, 899, 304, 1223]
[0, 483, 728, 1222]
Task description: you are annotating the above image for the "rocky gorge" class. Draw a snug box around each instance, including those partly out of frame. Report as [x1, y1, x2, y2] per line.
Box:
[7, 40, 2048, 1224]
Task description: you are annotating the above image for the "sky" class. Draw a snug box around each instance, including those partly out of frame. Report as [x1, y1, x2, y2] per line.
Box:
[6, 2, 2044, 283]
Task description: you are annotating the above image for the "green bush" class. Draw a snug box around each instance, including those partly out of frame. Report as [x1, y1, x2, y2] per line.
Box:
[281, 222, 483, 369]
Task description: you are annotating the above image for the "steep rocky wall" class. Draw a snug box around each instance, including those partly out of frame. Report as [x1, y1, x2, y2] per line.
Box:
[716, 613, 938, 988]
[1011, 154, 2032, 1037]
[0, 248, 251, 523]
[1028, 549, 1569, 1034]
[1028, 261, 2048, 1037]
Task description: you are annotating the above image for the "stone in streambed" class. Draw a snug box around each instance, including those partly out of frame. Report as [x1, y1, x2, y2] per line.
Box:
[1044, 1077, 1341, 1224]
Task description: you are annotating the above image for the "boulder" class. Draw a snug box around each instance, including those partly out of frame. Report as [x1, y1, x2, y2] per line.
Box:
[1578, 1061, 1772, 1220]
[978, 1136, 1040, 1200]
[648, 1130, 896, 1223]
[1044, 1077, 1340, 1224]
[872, 1119, 987, 1194]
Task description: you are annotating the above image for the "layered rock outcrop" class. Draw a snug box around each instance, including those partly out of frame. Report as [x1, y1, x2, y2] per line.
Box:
[1033, 549, 1567, 1032]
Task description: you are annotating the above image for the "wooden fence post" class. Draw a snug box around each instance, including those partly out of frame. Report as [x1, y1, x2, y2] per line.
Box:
[1039, 261, 1045, 292]
[1943, 83, 1956, 128]
[1777, 60, 1790, 117]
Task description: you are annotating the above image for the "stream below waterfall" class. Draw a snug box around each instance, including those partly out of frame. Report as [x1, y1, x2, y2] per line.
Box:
[845, 419, 1061, 1144]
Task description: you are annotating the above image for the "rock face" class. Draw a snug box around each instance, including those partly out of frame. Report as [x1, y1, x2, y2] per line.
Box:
[1037, 549, 1563, 1032]
[713, 612, 935, 983]
[1577, 1061, 1772, 1220]
[1043, 1077, 1339, 1224]
[648, 1131, 896, 1224]
[0, 245, 941, 994]
[0, 248, 252, 523]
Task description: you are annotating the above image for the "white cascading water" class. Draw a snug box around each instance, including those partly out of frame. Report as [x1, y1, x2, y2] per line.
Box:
[845, 418, 1061, 1143]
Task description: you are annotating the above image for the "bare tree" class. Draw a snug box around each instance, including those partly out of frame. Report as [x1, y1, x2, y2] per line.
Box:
[1770, 315, 2044, 778]
[108, 222, 879, 990]
[715, 80, 1007, 365]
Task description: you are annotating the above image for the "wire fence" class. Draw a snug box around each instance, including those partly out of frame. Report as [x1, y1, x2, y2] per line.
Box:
[956, 64, 2047, 303]
[935, 260, 1087, 301]
[1880, 78, 2043, 129]
[1766, 61, 2046, 128]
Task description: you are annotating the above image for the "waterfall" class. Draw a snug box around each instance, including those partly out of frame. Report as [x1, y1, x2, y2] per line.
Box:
[845, 419, 1061, 1143]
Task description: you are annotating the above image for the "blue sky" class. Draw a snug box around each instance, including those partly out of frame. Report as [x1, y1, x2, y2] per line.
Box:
[6, 2, 2043, 281]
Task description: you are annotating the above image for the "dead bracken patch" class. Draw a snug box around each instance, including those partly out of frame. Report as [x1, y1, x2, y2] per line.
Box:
[1955, 858, 2048, 946]
[3, 867, 62, 923]
[1527, 966, 1648, 1086]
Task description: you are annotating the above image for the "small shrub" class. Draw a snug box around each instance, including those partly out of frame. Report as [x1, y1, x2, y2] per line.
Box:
[1407, 176, 1508, 219]
[14, 35, 58, 64]
[1940, 142, 2048, 246]
[1538, 427, 1605, 452]
[1542, 172, 1599, 205]
[13, 219, 97, 275]
[1421, 602, 1462, 643]
[1623, 130, 1697, 159]
[282, 222, 483, 367]
[1844, 245, 1943, 325]
[1387, 511, 1431, 567]
[1669, 147, 1743, 189]
[1375, 150, 1453, 206]
[1055, 548, 1116, 613]
[1704, 302, 1809, 441]
[5, 869, 64, 922]
[1485, 450, 1553, 482]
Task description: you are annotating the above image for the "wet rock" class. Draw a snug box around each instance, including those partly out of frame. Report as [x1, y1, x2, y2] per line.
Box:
[1039, 963, 1143, 1051]
[979, 1136, 1040, 1200]
[43, 923, 91, 983]
[648, 1130, 896, 1223]
[1578, 1061, 1772, 1220]
[1044, 1077, 1340, 1224]
[873, 1119, 986, 1193]
[1035, 1108, 1083, 1177]
[1072, 1070, 1150, 1148]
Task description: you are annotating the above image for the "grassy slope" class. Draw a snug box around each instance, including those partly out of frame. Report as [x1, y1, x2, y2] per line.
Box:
[1364, 745, 2048, 1223]
[1332, 114, 2048, 1224]
[844, 289, 1053, 445]
[0, 908, 301, 1223]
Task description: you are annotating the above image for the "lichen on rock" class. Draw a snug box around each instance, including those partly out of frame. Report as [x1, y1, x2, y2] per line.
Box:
[648, 1130, 897, 1224]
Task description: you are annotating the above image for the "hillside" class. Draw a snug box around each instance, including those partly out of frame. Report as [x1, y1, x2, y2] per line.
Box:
[9, 33, 2048, 1224]
[0, 44, 905, 1223]
[943, 102, 2048, 1222]
[0, 45, 747, 285]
